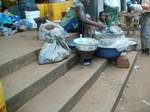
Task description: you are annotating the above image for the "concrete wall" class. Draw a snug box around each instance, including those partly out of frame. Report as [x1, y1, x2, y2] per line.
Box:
[98, 0, 104, 13]
[86, 0, 104, 21]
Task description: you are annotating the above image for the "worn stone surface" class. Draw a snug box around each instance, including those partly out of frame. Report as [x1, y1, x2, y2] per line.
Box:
[70, 52, 137, 112]
[17, 58, 108, 112]
[0, 31, 78, 79]
[0, 31, 43, 79]
[115, 54, 150, 112]
[0, 31, 79, 112]
[2, 54, 78, 112]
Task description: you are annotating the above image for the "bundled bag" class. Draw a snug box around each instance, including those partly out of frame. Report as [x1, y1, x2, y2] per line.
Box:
[39, 36, 70, 64]
[98, 37, 129, 52]
[39, 21, 68, 41]
[130, 4, 143, 12]
[94, 25, 124, 38]
[94, 25, 129, 52]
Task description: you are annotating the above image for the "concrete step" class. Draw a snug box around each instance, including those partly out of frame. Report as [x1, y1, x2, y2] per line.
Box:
[0, 31, 43, 79]
[0, 31, 78, 79]
[2, 53, 78, 112]
[17, 58, 108, 112]
[70, 52, 138, 112]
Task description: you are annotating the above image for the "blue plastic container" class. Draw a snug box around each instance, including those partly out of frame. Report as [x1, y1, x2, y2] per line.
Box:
[96, 47, 122, 59]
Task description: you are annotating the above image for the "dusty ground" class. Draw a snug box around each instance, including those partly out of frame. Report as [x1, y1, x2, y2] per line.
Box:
[115, 32, 150, 112]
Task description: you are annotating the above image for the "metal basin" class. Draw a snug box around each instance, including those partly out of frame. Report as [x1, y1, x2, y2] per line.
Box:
[127, 38, 138, 51]
[74, 38, 98, 52]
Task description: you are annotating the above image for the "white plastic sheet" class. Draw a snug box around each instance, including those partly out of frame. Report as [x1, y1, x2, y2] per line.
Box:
[94, 26, 129, 52]
[98, 37, 129, 52]
[130, 4, 143, 12]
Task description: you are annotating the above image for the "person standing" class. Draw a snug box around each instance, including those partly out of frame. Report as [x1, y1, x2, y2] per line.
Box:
[140, 12, 150, 54]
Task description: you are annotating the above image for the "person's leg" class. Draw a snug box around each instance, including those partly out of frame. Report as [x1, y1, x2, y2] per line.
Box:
[82, 23, 95, 37]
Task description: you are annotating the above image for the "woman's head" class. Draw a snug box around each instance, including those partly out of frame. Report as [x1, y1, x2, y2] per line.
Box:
[99, 11, 106, 22]
[99, 11, 112, 24]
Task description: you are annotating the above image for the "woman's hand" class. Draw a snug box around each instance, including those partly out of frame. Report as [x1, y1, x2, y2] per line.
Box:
[96, 22, 105, 29]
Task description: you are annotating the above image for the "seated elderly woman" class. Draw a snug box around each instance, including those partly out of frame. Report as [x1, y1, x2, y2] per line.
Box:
[60, 0, 104, 36]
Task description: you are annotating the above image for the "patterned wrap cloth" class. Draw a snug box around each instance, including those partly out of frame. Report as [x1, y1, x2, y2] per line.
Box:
[60, 0, 85, 33]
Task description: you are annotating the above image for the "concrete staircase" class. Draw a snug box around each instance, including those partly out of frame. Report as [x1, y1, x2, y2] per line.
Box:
[0, 31, 138, 112]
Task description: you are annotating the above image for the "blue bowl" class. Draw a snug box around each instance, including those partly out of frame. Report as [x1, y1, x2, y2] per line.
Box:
[96, 47, 122, 59]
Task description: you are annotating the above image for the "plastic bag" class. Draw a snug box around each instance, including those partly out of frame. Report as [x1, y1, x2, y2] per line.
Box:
[109, 25, 124, 35]
[94, 26, 124, 38]
[130, 4, 143, 12]
[94, 26, 129, 52]
[39, 36, 70, 64]
[18, 19, 32, 31]
[39, 21, 68, 41]
[98, 36, 129, 52]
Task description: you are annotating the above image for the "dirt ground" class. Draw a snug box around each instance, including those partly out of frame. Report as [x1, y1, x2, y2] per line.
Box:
[115, 32, 150, 112]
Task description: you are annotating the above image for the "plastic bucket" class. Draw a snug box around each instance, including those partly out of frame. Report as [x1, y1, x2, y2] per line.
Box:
[36, 4, 45, 17]
[25, 11, 40, 28]
[0, 82, 7, 112]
